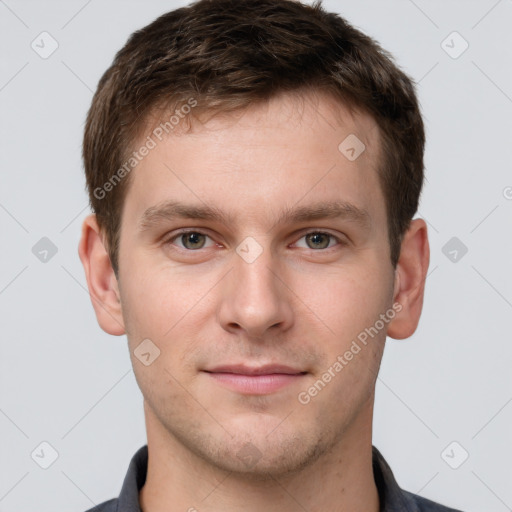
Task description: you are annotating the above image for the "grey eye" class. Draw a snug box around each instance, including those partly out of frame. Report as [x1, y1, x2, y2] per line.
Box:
[180, 232, 207, 250]
[303, 232, 334, 250]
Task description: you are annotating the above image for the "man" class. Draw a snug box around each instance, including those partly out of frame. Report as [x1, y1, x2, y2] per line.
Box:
[78, 0, 462, 510]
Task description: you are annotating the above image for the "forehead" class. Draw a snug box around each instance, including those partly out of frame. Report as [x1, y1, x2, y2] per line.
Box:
[122, 89, 385, 232]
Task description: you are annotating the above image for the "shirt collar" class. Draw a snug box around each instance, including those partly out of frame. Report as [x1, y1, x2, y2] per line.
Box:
[116, 444, 147, 512]
[116, 444, 419, 512]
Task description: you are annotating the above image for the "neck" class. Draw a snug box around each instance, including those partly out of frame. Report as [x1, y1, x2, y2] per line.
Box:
[139, 401, 379, 512]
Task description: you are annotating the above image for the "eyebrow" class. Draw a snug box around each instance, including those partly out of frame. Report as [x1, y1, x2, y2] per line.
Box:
[138, 199, 372, 233]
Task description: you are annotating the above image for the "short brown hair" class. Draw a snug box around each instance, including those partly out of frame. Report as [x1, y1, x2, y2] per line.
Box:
[83, 0, 425, 275]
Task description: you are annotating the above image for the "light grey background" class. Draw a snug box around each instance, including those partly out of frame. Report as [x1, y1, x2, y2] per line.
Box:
[1, 0, 511, 511]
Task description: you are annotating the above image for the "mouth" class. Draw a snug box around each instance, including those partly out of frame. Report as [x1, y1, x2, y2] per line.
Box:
[202, 364, 308, 395]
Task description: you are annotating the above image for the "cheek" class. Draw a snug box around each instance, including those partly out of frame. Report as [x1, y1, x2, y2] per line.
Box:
[299, 270, 388, 407]
[119, 258, 199, 335]
[291, 262, 392, 340]
[119, 240, 393, 349]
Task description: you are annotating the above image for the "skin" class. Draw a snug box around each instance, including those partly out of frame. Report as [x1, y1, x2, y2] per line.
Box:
[79, 89, 429, 512]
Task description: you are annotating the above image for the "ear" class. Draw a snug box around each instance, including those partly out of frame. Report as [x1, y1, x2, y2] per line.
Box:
[387, 218, 430, 340]
[78, 214, 125, 336]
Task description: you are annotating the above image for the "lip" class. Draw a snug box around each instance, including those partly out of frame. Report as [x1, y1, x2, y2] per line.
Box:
[205, 364, 304, 375]
[202, 364, 307, 394]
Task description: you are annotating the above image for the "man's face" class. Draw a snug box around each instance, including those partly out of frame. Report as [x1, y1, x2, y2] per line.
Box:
[116, 91, 396, 476]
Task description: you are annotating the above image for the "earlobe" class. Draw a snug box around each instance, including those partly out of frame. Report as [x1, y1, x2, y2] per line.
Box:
[387, 218, 430, 340]
[78, 214, 126, 336]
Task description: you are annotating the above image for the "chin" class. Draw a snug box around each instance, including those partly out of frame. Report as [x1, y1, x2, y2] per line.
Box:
[196, 429, 330, 480]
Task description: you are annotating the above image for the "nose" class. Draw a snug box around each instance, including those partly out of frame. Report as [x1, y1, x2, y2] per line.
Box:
[216, 239, 294, 340]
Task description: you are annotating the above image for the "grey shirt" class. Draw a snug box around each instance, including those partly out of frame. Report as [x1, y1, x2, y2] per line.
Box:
[84, 445, 463, 511]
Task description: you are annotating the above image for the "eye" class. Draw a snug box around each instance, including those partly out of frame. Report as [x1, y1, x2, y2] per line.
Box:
[164, 229, 346, 252]
[166, 230, 216, 250]
[294, 231, 344, 250]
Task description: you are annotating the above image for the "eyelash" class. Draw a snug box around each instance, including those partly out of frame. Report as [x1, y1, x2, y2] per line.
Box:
[163, 229, 346, 252]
